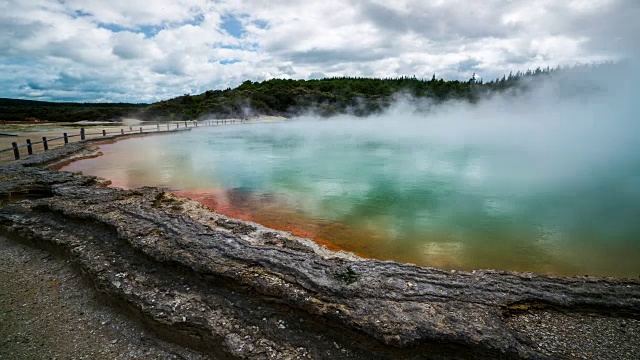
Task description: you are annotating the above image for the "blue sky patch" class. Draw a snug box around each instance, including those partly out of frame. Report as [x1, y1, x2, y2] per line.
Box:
[221, 14, 246, 38]
[137, 24, 164, 38]
[98, 23, 127, 33]
[98, 23, 164, 38]
[220, 59, 242, 65]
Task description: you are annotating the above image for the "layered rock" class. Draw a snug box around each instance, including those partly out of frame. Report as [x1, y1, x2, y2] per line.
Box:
[0, 143, 638, 359]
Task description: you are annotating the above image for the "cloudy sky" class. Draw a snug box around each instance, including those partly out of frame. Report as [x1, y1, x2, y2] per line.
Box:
[0, 0, 637, 103]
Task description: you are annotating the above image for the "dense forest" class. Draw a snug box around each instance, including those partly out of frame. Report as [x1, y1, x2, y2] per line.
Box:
[0, 98, 146, 123]
[1, 66, 562, 123]
[140, 67, 558, 120]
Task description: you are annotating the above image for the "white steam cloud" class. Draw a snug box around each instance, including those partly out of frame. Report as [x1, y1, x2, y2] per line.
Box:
[281, 62, 640, 194]
[65, 62, 640, 275]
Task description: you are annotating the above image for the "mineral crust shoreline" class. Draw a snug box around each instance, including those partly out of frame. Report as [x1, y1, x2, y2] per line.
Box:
[0, 140, 639, 359]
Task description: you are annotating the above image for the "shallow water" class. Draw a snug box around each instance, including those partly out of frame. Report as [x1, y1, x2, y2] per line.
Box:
[60, 121, 640, 277]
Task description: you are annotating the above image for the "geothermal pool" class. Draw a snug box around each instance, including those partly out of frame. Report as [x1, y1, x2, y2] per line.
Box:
[60, 119, 640, 277]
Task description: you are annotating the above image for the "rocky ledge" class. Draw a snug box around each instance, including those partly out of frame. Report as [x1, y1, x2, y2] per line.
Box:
[0, 143, 639, 359]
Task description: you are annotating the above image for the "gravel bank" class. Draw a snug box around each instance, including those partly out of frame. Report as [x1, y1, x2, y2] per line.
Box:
[0, 235, 210, 360]
[1, 138, 639, 359]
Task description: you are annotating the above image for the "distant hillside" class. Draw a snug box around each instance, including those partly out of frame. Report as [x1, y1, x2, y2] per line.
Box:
[0, 98, 146, 123]
[139, 69, 556, 121]
[1, 66, 568, 123]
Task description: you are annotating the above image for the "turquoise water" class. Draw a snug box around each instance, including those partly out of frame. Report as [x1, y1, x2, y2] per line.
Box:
[62, 119, 640, 277]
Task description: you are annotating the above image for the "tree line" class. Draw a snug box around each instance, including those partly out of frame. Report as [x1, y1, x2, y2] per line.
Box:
[137, 66, 563, 120]
[0, 98, 146, 123]
[1, 64, 596, 123]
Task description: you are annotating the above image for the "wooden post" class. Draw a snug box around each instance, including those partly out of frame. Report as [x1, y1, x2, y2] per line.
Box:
[42, 137, 48, 151]
[195, 121, 198, 127]
[63, 133, 68, 144]
[139, 127, 143, 133]
[121, 129, 125, 135]
[176, 123, 179, 129]
[80, 128, 85, 140]
[11, 142, 19, 160]
[102, 129, 107, 136]
[26, 139, 33, 155]
[157, 124, 160, 131]
[184, 121, 188, 128]
[167, 124, 169, 130]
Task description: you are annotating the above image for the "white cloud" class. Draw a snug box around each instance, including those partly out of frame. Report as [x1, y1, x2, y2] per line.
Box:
[0, 0, 637, 102]
[63, 0, 210, 27]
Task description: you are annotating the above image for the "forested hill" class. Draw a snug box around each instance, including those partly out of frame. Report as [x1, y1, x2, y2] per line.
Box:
[1, 67, 560, 122]
[0, 98, 146, 123]
[140, 69, 554, 120]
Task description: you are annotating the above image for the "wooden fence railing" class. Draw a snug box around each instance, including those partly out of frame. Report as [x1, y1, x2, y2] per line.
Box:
[0, 119, 240, 161]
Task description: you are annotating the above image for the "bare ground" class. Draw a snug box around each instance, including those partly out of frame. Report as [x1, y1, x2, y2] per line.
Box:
[1, 137, 639, 360]
[0, 235, 212, 360]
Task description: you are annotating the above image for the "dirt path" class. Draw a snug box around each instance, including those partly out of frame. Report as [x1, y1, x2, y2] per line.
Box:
[0, 235, 212, 360]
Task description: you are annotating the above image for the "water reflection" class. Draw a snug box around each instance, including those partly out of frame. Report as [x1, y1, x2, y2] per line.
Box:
[60, 123, 640, 277]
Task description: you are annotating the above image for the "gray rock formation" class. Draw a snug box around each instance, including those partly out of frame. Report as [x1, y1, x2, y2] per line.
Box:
[1, 142, 638, 359]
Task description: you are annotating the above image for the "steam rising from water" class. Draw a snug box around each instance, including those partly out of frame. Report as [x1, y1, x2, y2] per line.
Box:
[295, 64, 639, 192]
[210, 63, 639, 275]
[63, 63, 640, 276]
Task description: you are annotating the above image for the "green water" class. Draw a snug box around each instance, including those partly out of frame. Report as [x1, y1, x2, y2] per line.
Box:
[62, 119, 640, 277]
